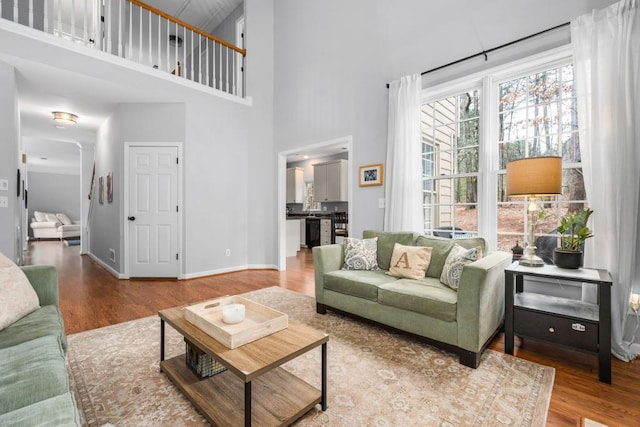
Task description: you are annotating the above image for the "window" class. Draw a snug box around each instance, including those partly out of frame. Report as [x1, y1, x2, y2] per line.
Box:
[421, 91, 480, 238]
[421, 48, 587, 254]
[496, 64, 586, 257]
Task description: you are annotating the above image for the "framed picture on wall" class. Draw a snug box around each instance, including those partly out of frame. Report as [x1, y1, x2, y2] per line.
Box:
[107, 172, 113, 203]
[99, 176, 104, 205]
[359, 164, 384, 187]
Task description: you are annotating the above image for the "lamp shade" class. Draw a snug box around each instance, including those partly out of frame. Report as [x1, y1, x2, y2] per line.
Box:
[506, 156, 562, 197]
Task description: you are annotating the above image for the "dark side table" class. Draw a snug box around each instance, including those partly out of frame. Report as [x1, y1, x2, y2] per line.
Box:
[504, 262, 612, 383]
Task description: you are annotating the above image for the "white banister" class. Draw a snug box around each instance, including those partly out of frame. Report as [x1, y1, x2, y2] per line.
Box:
[28, 0, 33, 28]
[70, 0, 75, 40]
[1, 0, 245, 97]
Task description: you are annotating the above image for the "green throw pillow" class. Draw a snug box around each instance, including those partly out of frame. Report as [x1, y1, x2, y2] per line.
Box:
[342, 237, 380, 271]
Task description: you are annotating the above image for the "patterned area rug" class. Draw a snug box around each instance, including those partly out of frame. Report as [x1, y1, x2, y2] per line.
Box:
[67, 287, 554, 426]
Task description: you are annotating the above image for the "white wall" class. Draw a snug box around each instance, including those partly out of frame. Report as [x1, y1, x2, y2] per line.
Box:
[0, 61, 22, 263]
[27, 171, 81, 225]
[272, 0, 618, 239]
[91, 103, 185, 273]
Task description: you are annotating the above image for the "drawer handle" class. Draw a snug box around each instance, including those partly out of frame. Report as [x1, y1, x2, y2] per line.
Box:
[572, 323, 586, 332]
[548, 327, 555, 333]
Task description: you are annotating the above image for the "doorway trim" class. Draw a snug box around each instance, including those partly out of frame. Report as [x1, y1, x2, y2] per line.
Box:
[277, 135, 353, 270]
[123, 142, 184, 279]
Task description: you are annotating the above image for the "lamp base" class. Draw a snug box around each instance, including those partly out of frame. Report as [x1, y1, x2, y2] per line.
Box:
[518, 253, 545, 267]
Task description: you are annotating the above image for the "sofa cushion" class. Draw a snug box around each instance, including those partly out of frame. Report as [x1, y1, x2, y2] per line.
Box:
[0, 335, 69, 415]
[440, 244, 483, 290]
[378, 278, 458, 322]
[56, 213, 72, 225]
[414, 236, 455, 279]
[33, 211, 48, 222]
[324, 270, 397, 301]
[45, 213, 61, 224]
[0, 392, 80, 426]
[343, 237, 380, 270]
[0, 305, 67, 351]
[0, 253, 40, 332]
[387, 243, 432, 280]
[363, 230, 416, 270]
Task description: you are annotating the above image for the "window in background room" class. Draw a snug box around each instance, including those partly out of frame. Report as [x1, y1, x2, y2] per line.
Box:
[421, 90, 480, 238]
[496, 63, 586, 259]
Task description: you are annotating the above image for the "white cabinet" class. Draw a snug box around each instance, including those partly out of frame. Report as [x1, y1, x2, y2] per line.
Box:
[320, 218, 333, 246]
[313, 160, 347, 202]
[286, 219, 300, 257]
[300, 218, 306, 247]
[286, 168, 304, 203]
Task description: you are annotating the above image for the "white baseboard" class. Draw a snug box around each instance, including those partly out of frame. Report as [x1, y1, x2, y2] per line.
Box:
[181, 264, 278, 280]
[87, 252, 125, 279]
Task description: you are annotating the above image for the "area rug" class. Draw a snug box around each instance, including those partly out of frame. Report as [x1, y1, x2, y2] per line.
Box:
[67, 287, 555, 426]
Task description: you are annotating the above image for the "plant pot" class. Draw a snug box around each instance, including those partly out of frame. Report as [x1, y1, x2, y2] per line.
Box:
[553, 249, 583, 269]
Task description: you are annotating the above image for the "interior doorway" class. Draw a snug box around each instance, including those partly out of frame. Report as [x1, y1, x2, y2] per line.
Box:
[277, 136, 353, 270]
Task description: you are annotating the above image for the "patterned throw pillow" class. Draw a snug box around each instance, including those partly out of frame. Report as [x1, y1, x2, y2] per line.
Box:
[387, 243, 433, 280]
[343, 237, 380, 271]
[440, 244, 483, 290]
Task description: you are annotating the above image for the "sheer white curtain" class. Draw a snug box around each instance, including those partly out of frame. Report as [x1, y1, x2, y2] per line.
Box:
[572, 0, 640, 361]
[384, 73, 424, 232]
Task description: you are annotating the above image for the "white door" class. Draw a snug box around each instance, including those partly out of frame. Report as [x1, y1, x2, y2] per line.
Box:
[128, 146, 178, 277]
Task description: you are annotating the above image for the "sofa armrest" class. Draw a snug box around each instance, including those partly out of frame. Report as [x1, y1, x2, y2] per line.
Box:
[312, 244, 344, 304]
[456, 251, 512, 353]
[20, 265, 59, 307]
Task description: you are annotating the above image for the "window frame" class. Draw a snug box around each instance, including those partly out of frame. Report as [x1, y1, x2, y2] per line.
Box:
[421, 45, 576, 251]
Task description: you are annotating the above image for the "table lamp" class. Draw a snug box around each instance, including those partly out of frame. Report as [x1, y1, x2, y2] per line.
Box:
[506, 156, 562, 267]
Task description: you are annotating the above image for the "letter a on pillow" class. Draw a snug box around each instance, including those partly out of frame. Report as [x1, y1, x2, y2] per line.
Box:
[387, 243, 432, 280]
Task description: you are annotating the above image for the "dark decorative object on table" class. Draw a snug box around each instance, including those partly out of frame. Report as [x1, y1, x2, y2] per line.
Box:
[553, 208, 594, 269]
[511, 241, 524, 262]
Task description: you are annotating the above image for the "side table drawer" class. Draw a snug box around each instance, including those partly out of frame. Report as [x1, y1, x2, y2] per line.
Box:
[514, 308, 598, 352]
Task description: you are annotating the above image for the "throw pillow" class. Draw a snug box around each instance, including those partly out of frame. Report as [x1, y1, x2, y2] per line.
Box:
[45, 213, 60, 223]
[343, 237, 380, 271]
[440, 244, 483, 290]
[56, 213, 72, 225]
[0, 252, 40, 331]
[34, 211, 47, 222]
[386, 243, 433, 280]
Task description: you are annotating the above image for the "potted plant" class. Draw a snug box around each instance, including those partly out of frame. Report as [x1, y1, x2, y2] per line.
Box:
[553, 208, 594, 269]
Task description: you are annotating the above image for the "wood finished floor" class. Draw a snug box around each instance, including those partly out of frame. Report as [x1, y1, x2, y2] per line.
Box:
[23, 241, 640, 427]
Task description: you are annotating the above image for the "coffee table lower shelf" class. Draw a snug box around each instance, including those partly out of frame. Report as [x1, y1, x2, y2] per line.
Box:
[161, 355, 321, 427]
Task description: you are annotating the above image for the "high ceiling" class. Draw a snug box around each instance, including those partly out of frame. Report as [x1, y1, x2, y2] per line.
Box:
[145, 0, 243, 33]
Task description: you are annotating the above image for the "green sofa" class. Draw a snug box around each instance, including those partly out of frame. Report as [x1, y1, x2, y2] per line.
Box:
[0, 265, 80, 426]
[313, 230, 512, 368]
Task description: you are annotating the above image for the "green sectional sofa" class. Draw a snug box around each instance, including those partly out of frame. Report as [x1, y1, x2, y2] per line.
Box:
[0, 265, 80, 426]
[313, 230, 512, 368]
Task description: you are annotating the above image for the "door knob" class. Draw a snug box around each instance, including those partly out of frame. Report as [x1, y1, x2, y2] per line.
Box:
[128, 216, 136, 221]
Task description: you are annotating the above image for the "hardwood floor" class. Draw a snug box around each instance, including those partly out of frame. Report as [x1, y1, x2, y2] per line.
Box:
[23, 241, 640, 426]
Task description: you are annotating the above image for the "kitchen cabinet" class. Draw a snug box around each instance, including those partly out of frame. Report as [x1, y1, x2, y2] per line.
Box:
[313, 160, 347, 202]
[286, 167, 304, 203]
[286, 219, 300, 257]
[320, 218, 333, 245]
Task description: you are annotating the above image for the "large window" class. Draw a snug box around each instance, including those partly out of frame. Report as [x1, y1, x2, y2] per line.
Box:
[421, 90, 480, 238]
[496, 64, 586, 257]
[421, 50, 587, 254]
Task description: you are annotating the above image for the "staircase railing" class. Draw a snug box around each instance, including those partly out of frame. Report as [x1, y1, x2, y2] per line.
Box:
[0, 0, 246, 97]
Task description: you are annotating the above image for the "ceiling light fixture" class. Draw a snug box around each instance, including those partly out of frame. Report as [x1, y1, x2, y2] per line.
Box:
[52, 111, 78, 125]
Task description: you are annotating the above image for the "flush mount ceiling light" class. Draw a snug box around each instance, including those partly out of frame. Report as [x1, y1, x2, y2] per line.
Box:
[52, 111, 78, 125]
[169, 35, 183, 47]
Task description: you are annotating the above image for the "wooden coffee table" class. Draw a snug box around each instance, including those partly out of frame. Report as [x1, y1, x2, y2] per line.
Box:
[159, 305, 329, 427]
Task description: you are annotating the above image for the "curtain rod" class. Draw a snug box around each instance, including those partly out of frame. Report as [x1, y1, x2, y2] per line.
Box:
[386, 21, 570, 88]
